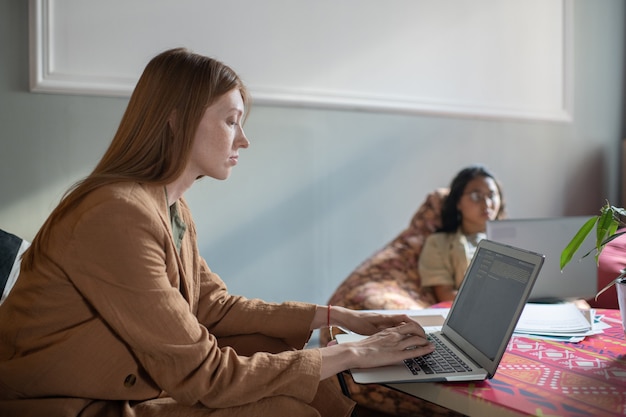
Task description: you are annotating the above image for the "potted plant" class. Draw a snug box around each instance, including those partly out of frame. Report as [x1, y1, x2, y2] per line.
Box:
[560, 201, 626, 333]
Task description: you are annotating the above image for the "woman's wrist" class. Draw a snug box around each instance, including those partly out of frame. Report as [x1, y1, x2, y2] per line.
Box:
[327, 305, 350, 329]
[311, 304, 334, 330]
[319, 343, 359, 380]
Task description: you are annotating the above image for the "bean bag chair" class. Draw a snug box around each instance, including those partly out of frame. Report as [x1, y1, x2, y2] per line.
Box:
[323, 189, 464, 417]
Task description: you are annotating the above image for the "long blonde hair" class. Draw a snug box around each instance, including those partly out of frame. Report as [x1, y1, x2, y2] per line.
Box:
[22, 48, 249, 269]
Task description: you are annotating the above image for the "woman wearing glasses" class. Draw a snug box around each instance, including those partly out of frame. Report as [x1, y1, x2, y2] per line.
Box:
[419, 165, 507, 302]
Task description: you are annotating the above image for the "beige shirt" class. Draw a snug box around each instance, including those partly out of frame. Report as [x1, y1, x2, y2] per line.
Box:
[418, 230, 483, 290]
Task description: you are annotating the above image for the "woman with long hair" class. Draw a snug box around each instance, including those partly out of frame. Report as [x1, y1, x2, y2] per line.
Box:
[0, 48, 434, 417]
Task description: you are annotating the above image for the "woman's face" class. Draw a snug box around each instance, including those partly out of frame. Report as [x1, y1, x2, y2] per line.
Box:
[457, 175, 501, 234]
[188, 88, 249, 181]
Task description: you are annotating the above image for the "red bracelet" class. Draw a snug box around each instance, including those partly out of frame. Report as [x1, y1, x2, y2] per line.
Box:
[327, 304, 332, 328]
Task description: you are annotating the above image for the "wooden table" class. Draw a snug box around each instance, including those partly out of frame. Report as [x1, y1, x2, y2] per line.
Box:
[387, 308, 626, 417]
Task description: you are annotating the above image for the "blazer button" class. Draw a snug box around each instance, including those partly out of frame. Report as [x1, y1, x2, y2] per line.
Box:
[124, 374, 137, 387]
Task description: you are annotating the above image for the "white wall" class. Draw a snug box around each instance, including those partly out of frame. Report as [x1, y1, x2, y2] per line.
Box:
[31, 0, 572, 122]
[1, 0, 624, 305]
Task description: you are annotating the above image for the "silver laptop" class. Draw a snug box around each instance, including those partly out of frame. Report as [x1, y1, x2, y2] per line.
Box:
[487, 217, 597, 302]
[335, 239, 544, 384]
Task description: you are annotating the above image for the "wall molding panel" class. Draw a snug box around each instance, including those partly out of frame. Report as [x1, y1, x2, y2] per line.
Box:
[29, 0, 573, 121]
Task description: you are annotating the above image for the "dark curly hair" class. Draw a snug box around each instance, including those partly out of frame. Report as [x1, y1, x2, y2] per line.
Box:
[438, 165, 507, 233]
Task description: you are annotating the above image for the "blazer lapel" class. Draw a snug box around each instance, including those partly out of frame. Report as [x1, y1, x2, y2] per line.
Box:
[144, 185, 193, 306]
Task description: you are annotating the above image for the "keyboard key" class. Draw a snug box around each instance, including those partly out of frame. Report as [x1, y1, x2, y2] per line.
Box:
[404, 334, 472, 375]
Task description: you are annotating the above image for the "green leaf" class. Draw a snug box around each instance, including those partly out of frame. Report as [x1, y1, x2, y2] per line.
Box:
[602, 230, 626, 245]
[560, 216, 598, 270]
[596, 206, 614, 249]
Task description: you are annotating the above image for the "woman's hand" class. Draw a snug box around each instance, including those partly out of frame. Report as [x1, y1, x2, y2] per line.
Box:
[328, 306, 424, 337]
[318, 320, 434, 380]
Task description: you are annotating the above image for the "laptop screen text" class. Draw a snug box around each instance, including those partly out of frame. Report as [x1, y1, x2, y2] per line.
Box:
[446, 247, 534, 360]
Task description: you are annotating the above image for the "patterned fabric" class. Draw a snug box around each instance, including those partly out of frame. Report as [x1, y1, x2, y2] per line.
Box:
[323, 188, 466, 417]
[329, 374, 464, 417]
[418, 308, 625, 417]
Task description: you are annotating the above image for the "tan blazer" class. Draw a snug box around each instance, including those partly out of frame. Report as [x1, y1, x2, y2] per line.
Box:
[0, 183, 324, 416]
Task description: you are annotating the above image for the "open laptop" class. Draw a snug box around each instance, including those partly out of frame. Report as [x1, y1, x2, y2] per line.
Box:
[487, 217, 597, 302]
[335, 239, 544, 384]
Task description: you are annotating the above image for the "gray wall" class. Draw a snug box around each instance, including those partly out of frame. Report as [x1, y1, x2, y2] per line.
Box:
[1, 1, 624, 305]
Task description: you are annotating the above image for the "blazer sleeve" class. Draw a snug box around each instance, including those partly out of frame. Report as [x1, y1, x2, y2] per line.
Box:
[178, 196, 317, 350]
[194, 257, 317, 349]
[64, 191, 322, 408]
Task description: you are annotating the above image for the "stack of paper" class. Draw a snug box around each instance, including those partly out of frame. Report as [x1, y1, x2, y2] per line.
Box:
[514, 302, 606, 342]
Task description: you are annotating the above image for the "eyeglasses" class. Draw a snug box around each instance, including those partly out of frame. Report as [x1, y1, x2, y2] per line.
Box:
[465, 191, 498, 203]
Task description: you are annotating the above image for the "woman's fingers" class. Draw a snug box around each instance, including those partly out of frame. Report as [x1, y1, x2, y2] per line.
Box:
[341, 326, 435, 370]
[390, 331, 430, 353]
[401, 334, 432, 350]
[401, 342, 435, 359]
[371, 326, 432, 352]
[370, 331, 434, 366]
[396, 320, 427, 338]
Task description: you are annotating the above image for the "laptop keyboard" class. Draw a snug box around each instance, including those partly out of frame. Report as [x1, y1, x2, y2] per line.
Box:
[403, 334, 473, 375]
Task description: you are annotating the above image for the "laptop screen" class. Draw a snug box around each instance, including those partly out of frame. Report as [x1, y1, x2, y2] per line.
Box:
[486, 217, 597, 301]
[445, 243, 538, 361]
